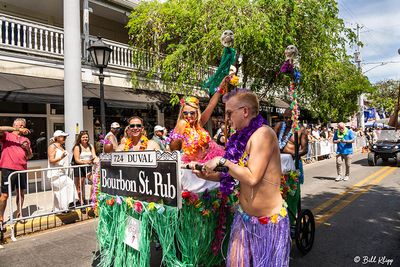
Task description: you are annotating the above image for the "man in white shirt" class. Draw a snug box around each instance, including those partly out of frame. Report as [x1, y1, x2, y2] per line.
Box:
[104, 122, 120, 151]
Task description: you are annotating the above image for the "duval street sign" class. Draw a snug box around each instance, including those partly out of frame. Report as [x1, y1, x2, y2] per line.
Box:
[100, 151, 182, 208]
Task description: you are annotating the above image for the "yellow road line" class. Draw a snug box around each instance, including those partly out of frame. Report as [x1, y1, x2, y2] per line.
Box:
[316, 167, 396, 226]
[313, 166, 390, 215]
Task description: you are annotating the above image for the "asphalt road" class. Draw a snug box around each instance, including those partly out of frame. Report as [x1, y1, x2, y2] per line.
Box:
[0, 152, 399, 267]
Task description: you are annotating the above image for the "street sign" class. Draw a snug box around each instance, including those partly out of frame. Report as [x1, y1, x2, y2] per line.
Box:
[100, 151, 182, 208]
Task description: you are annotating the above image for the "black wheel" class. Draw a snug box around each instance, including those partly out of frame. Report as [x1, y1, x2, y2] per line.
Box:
[295, 209, 315, 255]
[396, 152, 400, 167]
[368, 152, 376, 166]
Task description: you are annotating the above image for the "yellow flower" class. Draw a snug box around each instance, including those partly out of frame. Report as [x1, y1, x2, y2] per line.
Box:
[195, 201, 203, 209]
[126, 197, 134, 208]
[279, 208, 287, 218]
[148, 202, 156, 211]
[271, 214, 279, 224]
[230, 75, 239, 86]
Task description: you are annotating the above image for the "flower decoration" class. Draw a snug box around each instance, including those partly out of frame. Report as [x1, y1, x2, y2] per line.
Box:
[182, 191, 191, 199]
[148, 202, 156, 211]
[157, 205, 165, 214]
[258, 216, 269, 225]
[180, 96, 199, 107]
[124, 135, 149, 151]
[116, 195, 122, 205]
[106, 197, 115, 206]
[126, 197, 134, 209]
[280, 170, 299, 199]
[250, 216, 258, 225]
[134, 201, 143, 213]
[270, 214, 279, 224]
[229, 75, 239, 86]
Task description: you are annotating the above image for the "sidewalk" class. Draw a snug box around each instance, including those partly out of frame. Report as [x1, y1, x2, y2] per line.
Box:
[1, 183, 96, 243]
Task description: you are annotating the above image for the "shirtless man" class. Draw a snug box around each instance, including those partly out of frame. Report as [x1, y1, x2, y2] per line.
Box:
[274, 109, 308, 158]
[117, 116, 160, 151]
[274, 109, 308, 183]
[194, 89, 290, 267]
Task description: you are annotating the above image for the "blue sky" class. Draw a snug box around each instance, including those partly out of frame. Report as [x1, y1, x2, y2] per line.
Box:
[337, 0, 400, 83]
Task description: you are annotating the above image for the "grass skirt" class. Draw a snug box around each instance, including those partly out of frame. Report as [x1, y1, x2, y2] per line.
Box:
[227, 207, 291, 267]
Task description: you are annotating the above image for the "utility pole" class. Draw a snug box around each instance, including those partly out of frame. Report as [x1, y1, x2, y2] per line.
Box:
[354, 23, 365, 130]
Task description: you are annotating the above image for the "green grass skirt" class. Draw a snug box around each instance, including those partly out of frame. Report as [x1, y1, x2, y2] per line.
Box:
[96, 191, 234, 267]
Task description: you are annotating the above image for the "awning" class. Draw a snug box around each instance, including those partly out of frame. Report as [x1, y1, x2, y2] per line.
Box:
[0, 73, 159, 109]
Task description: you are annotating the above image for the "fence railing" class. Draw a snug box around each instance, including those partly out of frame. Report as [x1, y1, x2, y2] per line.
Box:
[4, 164, 94, 241]
[0, 12, 216, 83]
[303, 136, 366, 163]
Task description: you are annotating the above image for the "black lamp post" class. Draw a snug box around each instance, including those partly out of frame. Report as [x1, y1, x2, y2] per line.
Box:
[87, 36, 113, 135]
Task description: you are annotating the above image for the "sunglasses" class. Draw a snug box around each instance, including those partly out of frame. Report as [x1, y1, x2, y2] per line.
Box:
[80, 130, 88, 134]
[183, 111, 196, 116]
[129, 124, 142, 129]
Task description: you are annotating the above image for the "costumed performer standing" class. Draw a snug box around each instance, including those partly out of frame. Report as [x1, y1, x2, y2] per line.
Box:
[169, 91, 226, 193]
[195, 89, 291, 267]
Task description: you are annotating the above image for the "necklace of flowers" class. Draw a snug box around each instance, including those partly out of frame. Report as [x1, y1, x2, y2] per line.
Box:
[278, 121, 293, 150]
[182, 122, 210, 157]
[211, 114, 267, 255]
[124, 135, 149, 151]
[336, 127, 348, 140]
[220, 114, 267, 196]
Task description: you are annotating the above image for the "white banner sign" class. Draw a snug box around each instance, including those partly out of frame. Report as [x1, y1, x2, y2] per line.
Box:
[124, 216, 141, 251]
[111, 151, 157, 167]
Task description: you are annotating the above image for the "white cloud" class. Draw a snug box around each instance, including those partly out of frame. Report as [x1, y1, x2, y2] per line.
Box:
[338, 0, 400, 82]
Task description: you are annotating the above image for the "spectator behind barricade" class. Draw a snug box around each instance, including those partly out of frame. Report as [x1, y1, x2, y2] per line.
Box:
[151, 125, 166, 150]
[47, 130, 78, 212]
[327, 128, 334, 141]
[305, 128, 314, 163]
[312, 126, 321, 140]
[320, 127, 329, 140]
[104, 122, 120, 152]
[213, 122, 226, 146]
[0, 118, 32, 227]
[333, 122, 355, 182]
[72, 131, 98, 205]
[117, 116, 160, 151]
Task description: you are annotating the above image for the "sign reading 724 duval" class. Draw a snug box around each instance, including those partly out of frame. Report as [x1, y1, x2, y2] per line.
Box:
[100, 151, 182, 208]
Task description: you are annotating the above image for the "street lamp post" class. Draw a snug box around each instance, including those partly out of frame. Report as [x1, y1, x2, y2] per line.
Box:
[87, 36, 113, 135]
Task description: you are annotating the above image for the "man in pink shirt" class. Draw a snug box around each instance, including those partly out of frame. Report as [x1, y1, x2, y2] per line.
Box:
[0, 118, 32, 228]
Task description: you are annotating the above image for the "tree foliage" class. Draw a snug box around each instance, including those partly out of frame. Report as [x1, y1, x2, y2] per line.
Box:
[127, 0, 372, 121]
[369, 80, 400, 114]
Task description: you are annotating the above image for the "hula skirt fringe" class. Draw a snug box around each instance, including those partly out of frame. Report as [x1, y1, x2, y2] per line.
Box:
[95, 190, 232, 267]
[227, 208, 291, 267]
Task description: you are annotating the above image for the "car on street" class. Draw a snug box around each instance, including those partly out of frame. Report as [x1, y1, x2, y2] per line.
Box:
[368, 129, 400, 166]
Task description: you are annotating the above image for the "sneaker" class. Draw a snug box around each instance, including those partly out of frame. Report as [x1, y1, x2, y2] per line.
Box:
[335, 175, 342, 182]
[343, 176, 349, 181]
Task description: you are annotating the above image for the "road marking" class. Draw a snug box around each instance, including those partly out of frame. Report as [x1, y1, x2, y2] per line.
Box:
[313, 166, 390, 215]
[316, 167, 396, 226]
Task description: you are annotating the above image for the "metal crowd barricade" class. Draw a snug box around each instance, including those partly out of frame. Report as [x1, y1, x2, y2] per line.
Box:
[4, 164, 93, 241]
[303, 136, 366, 164]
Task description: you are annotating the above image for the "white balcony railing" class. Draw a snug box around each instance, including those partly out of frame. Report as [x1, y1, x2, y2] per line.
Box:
[0, 13, 64, 59]
[0, 12, 216, 83]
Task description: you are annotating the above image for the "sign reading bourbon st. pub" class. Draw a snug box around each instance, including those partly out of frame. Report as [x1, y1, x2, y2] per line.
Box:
[100, 151, 182, 208]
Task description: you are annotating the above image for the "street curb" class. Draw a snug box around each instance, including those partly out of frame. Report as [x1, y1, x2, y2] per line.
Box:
[2, 207, 96, 242]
